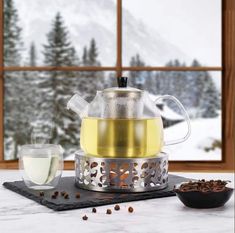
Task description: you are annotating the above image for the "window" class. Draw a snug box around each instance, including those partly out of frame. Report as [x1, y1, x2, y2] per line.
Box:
[0, 0, 234, 170]
[123, 0, 221, 67]
[124, 71, 222, 161]
[5, 0, 117, 67]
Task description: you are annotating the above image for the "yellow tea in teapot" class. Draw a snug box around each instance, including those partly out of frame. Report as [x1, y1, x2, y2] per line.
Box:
[80, 117, 163, 158]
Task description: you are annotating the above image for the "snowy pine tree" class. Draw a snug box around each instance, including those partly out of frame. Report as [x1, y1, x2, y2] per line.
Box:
[87, 38, 102, 82]
[189, 60, 205, 109]
[79, 38, 104, 101]
[82, 46, 88, 66]
[129, 54, 147, 89]
[29, 42, 37, 66]
[140, 71, 152, 93]
[43, 13, 78, 67]
[153, 59, 220, 118]
[22, 41, 43, 139]
[88, 38, 100, 66]
[4, 0, 22, 66]
[42, 12, 80, 154]
[200, 72, 220, 118]
[4, 0, 24, 159]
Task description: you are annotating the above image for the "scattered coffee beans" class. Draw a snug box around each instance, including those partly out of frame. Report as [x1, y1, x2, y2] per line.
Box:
[128, 207, 134, 213]
[106, 209, 112, 215]
[114, 204, 120, 211]
[82, 215, 88, 221]
[76, 192, 81, 199]
[80, 204, 135, 220]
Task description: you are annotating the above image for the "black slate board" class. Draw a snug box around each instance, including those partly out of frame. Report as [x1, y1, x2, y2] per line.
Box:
[3, 174, 191, 211]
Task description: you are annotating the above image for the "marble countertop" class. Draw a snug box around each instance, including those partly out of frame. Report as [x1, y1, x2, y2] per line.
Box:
[0, 170, 234, 233]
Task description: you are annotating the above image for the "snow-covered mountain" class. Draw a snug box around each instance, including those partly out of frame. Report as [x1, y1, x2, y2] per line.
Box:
[122, 8, 189, 66]
[15, 0, 189, 66]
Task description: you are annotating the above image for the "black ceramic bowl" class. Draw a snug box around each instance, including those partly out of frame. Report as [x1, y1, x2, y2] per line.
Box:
[174, 182, 234, 209]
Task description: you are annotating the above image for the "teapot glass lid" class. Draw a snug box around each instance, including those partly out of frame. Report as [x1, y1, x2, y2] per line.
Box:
[102, 77, 143, 98]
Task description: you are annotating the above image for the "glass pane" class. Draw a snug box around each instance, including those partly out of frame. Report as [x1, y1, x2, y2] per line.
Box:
[123, 0, 221, 67]
[4, 71, 221, 161]
[4, 0, 116, 66]
[123, 70, 222, 161]
[4, 71, 116, 160]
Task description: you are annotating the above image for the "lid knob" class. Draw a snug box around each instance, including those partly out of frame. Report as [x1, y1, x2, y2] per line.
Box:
[117, 77, 128, 88]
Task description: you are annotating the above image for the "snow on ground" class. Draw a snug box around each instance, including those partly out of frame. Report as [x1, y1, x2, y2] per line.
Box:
[163, 116, 222, 161]
[65, 153, 75, 160]
[158, 105, 184, 120]
[148, 93, 184, 120]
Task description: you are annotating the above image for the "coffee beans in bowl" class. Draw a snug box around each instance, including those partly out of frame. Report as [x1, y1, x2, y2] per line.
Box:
[174, 180, 233, 209]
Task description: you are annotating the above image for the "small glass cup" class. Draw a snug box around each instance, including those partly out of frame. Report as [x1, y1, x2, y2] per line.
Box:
[19, 144, 64, 190]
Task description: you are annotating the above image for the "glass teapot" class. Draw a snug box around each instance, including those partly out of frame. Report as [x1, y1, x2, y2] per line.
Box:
[67, 77, 191, 158]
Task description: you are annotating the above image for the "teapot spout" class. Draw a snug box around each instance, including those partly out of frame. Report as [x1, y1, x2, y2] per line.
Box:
[67, 93, 89, 118]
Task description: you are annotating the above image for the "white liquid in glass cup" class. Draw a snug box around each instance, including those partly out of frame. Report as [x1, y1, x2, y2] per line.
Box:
[19, 144, 64, 190]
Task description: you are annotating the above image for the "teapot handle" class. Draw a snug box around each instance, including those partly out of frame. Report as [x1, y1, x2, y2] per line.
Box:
[154, 95, 191, 146]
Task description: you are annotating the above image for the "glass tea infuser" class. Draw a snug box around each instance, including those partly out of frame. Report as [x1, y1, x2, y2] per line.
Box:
[68, 77, 191, 158]
[68, 77, 191, 192]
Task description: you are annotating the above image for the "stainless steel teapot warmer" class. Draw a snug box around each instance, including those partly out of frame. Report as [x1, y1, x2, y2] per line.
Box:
[68, 77, 191, 193]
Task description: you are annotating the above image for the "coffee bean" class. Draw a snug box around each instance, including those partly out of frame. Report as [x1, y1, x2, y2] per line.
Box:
[82, 215, 88, 221]
[54, 191, 59, 196]
[106, 209, 112, 215]
[128, 207, 134, 213]
[76, 192, 81, 198]
[39, 191, 44, 197]
[92, 208, 97, 213]
[64, 193, 69, 199]
[114, 204, 120, 211]
[61, 191, 66, 196]
[51, 194, 57, 199]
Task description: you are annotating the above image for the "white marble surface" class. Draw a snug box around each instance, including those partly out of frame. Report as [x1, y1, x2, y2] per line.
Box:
[0, 170, 234, 233]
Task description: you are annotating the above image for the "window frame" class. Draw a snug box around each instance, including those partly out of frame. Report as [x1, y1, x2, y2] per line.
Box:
[0, 0, 234, 171]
